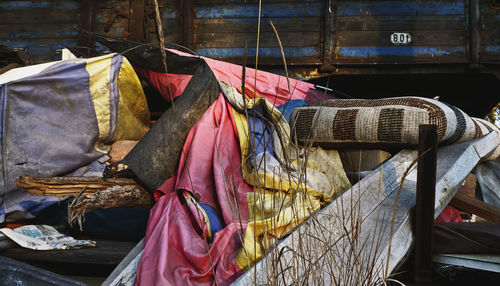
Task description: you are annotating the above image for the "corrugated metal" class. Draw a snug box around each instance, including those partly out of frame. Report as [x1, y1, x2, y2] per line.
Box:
[0, 0, 80, 61]
[332, 0, 468, 64]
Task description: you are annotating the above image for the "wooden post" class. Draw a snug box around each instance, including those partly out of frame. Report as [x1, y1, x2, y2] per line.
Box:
[79, 0, 95, 57]
[414, 124, 438, 283]
[129, 0, 146, 42]
[180, 0, 194, 50]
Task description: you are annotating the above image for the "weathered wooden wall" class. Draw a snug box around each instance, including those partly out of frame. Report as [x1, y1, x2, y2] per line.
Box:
[191, 0, 324, 65]
[479, 0, 500, 63]
[332, 0, 468, 64]
[0, 0, 499, 74]
[0, 0, 80, 61]
[92, 0, 180, 45]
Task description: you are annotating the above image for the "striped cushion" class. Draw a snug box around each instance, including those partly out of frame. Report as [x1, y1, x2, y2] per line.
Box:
[290, 97, 489, 150]
[472, 117, 500, 160]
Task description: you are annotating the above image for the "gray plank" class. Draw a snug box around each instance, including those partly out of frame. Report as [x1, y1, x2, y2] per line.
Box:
[233, 132, 500, 285]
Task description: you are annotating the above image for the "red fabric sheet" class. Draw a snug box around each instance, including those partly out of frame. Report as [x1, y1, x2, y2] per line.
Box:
[434, 205, 463, 223]
[136, 54, 328, 285]
[133, 65, 192, 101]
[136, 95, 250, 285]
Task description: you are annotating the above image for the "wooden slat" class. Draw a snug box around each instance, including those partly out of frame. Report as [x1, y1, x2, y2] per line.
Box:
[195, 32, 320, 48]
[450, 193, 500, 222]
[336, 15, 465, 31]
[1, 239, 137, 265]
[193, 0, 321, 3]
[0, 23, 78, 39]
[233, 132, 500, 285]
[336, 30, 466, 47]
[15, 176, 145, 197]
[102, 239, 144, 286]
[0, 0, 79, 11]
[128, 0, 146, 42]
[194, 2, 322, 19]
[0, 8, 78, 24]
[194, 17, 321, 34]
[335, 0, 465, 17]
[0, 38, 79, 60]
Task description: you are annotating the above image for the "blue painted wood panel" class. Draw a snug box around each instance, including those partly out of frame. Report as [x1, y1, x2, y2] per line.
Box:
[333, 0, 469, 64]
[479, 0, 500, 62]
[0, 0, 80, 61]
[192, 0, 323, 64]
[1, 0, 498, 70]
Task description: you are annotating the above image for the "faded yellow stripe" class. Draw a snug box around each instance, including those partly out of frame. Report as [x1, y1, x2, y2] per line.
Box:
[113, 57, 150, 141]
[85, 54, 112, 141]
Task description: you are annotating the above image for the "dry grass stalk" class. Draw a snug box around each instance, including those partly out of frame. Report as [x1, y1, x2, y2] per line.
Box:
[152, 0, 175, 108]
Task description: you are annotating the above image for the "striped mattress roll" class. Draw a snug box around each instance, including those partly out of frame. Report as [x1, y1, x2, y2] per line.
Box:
[290, 97, 491, 150]
[472, 117, 500, 160]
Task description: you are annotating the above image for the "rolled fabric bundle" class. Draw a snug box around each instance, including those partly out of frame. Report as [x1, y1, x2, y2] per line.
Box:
[290, 97, 488, 150]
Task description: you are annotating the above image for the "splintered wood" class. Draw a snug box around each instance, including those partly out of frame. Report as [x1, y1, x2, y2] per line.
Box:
[15, 176, 152, 229]
[68, 185, 152, 229]
[15, 176, 143, 197]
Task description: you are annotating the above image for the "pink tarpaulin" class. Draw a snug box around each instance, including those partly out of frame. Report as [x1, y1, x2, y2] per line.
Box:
[135, 54, 328, 285]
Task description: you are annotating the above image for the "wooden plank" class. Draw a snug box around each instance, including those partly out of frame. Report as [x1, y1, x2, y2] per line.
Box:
[102, 239, 144, 286]
[195, 32, 320, 48]
[0, 38, 79, 60]
[180, 0, 194, 49]
[333, 46, 467, 63]
[0, 255, 86, 286]
[128, 0, 146, 42]
[433, 254, 500, 273]
[1, 239, 137, 265]
[0, 23, 78, 39]
[336, 30, 466, 47]
[233, 132, 500, 285]
[336, 15, 465, 31]
[335, 0, 465, 17]
[0, 9, 79, 24]
[194, 2, 322, 19]
[481, 33, 500, 46]
[79, 0, 95, 57]
[414, 125, 438, 283]
[194, 17, 321, 33]
[450, 192, 500, 222]
[0, 1, 79, 11]
[15, 176, 145, 197]
[193, 0, 322, 3]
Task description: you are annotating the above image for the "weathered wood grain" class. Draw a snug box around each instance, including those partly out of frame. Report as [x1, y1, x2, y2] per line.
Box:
[15, 176, 145, 197]
[102, 239, 144, 286]
[233, 132, 500, 285]
[336, 30, 466, 47]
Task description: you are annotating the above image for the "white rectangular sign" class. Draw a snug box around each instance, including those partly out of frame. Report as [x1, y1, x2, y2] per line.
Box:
[391, 33, 412, 45]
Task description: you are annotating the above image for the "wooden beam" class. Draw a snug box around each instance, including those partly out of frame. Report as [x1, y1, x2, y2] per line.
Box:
[414, 125, 438, 283]
[450, 191, 500, 222]
[79, 0, 95, 57]
[180, 0, 194, 49]
[128, 0, 146, 42]
[233, 132, 500, 285]
[2, 239, 136, 265]
[15, 176, 145, 197]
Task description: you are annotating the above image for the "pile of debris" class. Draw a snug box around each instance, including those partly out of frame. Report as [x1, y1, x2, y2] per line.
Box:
[0, 36, 499, 286]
